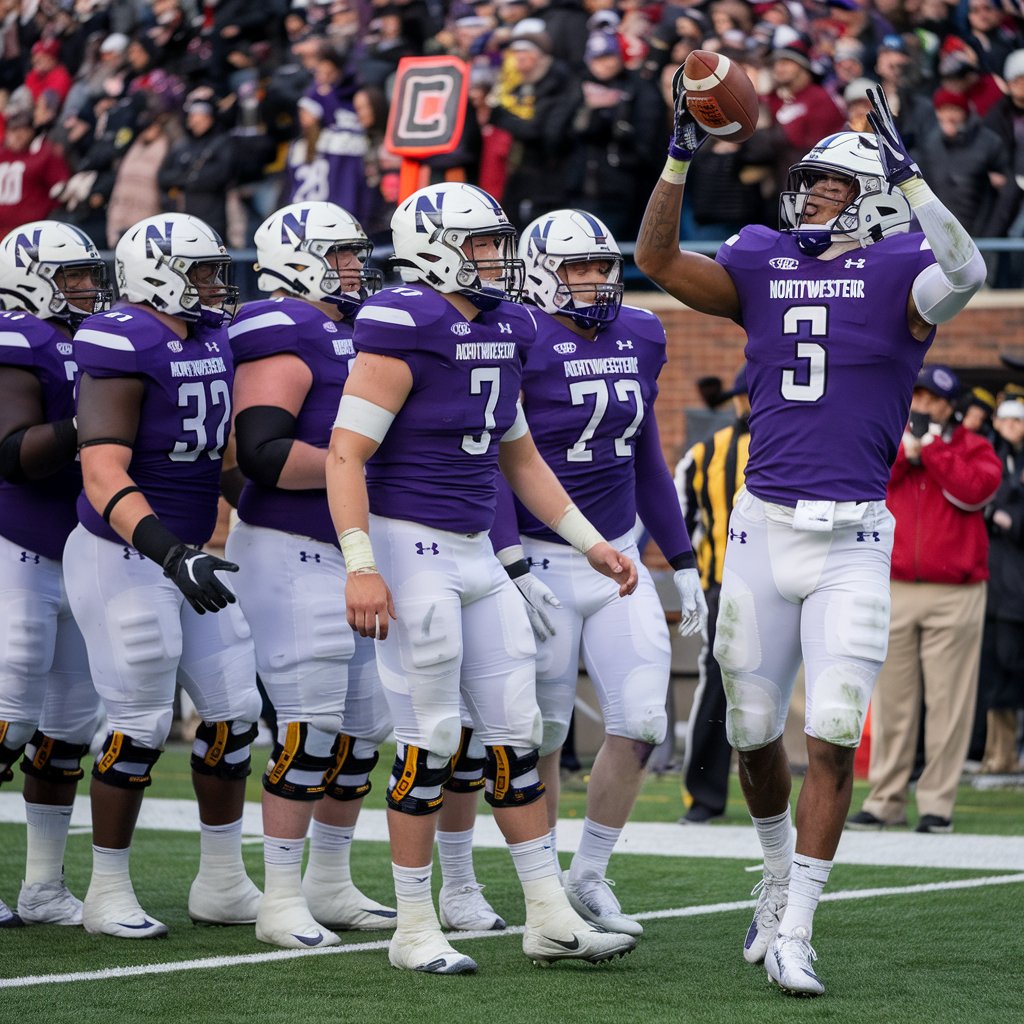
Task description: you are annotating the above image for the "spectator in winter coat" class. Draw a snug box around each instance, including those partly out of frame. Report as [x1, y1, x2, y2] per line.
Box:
[849, 366, 1003, 835]
[157, 99, 235, 240]
[0, 110, 70, 237]
[915, 89, 1019, 241]
[977, 400, 1024, 774]
[24, 38, 73, 106]
[107, 108, 176, 247]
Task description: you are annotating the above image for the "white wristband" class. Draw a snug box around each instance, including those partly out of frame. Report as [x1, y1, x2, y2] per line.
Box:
[551, 504, 605, 554]
[495, 543, 525, 568]
[338, 527, 378, 575]
[898, 176, 934, 210]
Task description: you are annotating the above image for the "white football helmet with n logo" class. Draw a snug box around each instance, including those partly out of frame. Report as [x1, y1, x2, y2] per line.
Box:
[390, 182, 524, 309]
[519, 209, 624, 328]
[253, 201, 382, 315]
[115, 213, 237, 326]
[780, 131, 912, 255]
[0, 220, 111, 327]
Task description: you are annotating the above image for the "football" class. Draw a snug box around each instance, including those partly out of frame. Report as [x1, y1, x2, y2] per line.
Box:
[683, 50, 760, 143]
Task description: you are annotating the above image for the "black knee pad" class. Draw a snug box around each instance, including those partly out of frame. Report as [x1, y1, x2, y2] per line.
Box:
[192, 719, 258, 779]
[386, 744, 452, 815]
[444, 726, 486, 794]
[263, 721, 338, 800]
[325, 735, 379, 801]
[21, 731, 89, 783]
[484, 745, 545, 808]
[0, 721, 27, 784]
[92, 731, 162, 789]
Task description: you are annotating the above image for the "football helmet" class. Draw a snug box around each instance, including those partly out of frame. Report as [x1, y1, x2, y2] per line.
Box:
[115, 213, 237, 326]
[253, 201, 382, 315]
[390, 183, 524, 310]
[779, 132, 912, 256]
[519, 209, 623, 328]
[0, 221, 111, 327]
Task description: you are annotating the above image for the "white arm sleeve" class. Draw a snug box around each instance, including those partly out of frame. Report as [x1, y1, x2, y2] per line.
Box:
[903, 178, 987, 325]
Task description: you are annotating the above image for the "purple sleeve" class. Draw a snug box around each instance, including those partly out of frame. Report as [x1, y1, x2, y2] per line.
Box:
[489, 474, 521, 555]
[635, 415, 694, 568]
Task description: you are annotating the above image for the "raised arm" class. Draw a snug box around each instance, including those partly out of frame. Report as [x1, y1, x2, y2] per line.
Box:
[634, 65, 741, 320]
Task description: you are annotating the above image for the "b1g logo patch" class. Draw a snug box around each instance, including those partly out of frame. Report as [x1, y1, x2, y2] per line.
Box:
[769, 257, 799, 270]
[451, 321, 472, 336]
[554, 341, 576, 354]
[385, 57, 469, 158]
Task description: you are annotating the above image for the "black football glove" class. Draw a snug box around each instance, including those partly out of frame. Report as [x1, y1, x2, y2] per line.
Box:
[668, 63, 709, 162]
[162, 545, 239, 614]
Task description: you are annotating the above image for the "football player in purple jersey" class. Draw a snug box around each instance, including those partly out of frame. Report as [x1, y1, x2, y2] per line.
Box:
[488, 208, 706, 937]
[225, 200, 396, 949]
[64, 213, 264, 939]
[327, 182, 640, 974]
[0, 221, 110, 928]
[636, 80, 986, 995]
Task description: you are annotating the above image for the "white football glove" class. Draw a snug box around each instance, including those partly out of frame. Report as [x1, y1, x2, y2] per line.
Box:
[674, 568, 708, 638]
[513, 572, 562, 642]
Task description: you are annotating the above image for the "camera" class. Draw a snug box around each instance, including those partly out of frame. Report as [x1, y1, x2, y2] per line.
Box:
[908, 411, 931, 438]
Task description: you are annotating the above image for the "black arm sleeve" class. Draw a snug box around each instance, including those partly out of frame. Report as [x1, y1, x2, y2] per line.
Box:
[234, 405, 298, 488]
[76, 373, 144, 448]
[0, 418, 78, 483]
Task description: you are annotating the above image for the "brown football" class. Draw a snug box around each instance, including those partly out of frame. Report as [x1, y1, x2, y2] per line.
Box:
[683, 50, 760, 143]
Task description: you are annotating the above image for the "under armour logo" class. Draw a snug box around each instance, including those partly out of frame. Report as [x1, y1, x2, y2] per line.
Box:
[415, 542, 439, 556]
[728, 529, 747, 544]
[19, 551, 40, 563]
[122, 547, 145, 560]
[856, 531, 881, 543]
[526, 556, 551, 570]
[616, 340, 633, 350]
[204, 341, 220, 353]
[497, 322, 513, 334]
[299, 551, 321, 563]
[844, 258, 866, 269]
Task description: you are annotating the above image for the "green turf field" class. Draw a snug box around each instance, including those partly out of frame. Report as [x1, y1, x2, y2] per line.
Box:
[1, 745, 1021, 1023]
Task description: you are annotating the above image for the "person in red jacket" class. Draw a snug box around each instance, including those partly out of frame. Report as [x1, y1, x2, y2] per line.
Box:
[0, 111, 70, 237]
[849, 365, 1002, 834]
[24, 39, 72, 107]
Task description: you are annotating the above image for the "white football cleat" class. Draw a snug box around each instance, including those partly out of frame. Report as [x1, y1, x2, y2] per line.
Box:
[743, 872, 789, 964]
[765, 926, 825, 996]
[82, 880, 168, 939]
[522, 896, 636, 966]
[188, 870, 262, 925]
[0, 896, 23, 928]
[439, 882, 506, 931]
[566, 876, 643, 937]
[301, 877, 397, 931]
[389, 927, 477, 974]
[17, 878, 83, 926]
[255, 892, 341, 949]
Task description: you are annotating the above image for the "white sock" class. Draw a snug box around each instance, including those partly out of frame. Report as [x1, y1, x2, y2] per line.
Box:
[392, 862, 438, 931]
[549, 826, 560, 874]
[780, 854, 832, 938]
[24, 802, 72, 886]
[198, 817, 245, 875]
[509, 834, 565, 913]
[90, 844, 131, 888]
[263, 835, 304, 897]
[437, 826, 476, 889]
[307, 820, 354, 884]
[568, 817, 620, 883]
[752, 809, 794, 879]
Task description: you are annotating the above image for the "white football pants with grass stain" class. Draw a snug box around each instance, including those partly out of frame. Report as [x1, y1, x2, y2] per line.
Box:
[713, 488, 895, 752]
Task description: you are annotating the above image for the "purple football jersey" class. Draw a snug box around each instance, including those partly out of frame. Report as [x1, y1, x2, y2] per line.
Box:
[0, 311, 80, 558]
[229, 297, 352, 545]
[717, 227, 936, 503]
[516, 305, 667, 544]
[74, 306, 233, 546]
[353, 287, 535, 533]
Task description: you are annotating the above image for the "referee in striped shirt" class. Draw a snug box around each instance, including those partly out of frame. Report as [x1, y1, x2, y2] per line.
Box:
[675, 367, 750, 824]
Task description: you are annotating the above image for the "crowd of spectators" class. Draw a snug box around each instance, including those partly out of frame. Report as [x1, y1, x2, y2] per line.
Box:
[0, 0, 1023, 270]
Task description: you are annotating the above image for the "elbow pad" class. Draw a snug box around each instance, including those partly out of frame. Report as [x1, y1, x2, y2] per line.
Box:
[234, 406, 297, 488]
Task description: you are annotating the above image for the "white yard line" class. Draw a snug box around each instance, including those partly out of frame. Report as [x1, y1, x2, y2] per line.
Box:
[2, 794, 1022, 870]
[2, 872, 1022, 990]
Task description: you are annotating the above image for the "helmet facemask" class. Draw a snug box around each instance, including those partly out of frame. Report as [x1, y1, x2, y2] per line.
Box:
[425, 225, 525, 310]
[178, 256, 238, 327]
[39, 259, 113, 327]
[548, 254, 624, 329]
[301, 238, 382, 315]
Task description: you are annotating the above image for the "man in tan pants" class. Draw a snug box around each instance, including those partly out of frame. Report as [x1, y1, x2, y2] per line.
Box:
[849, 366, 1002, 834]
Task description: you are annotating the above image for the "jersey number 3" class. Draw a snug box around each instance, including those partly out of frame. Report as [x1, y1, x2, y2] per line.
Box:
[781, 305, 828, 403]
